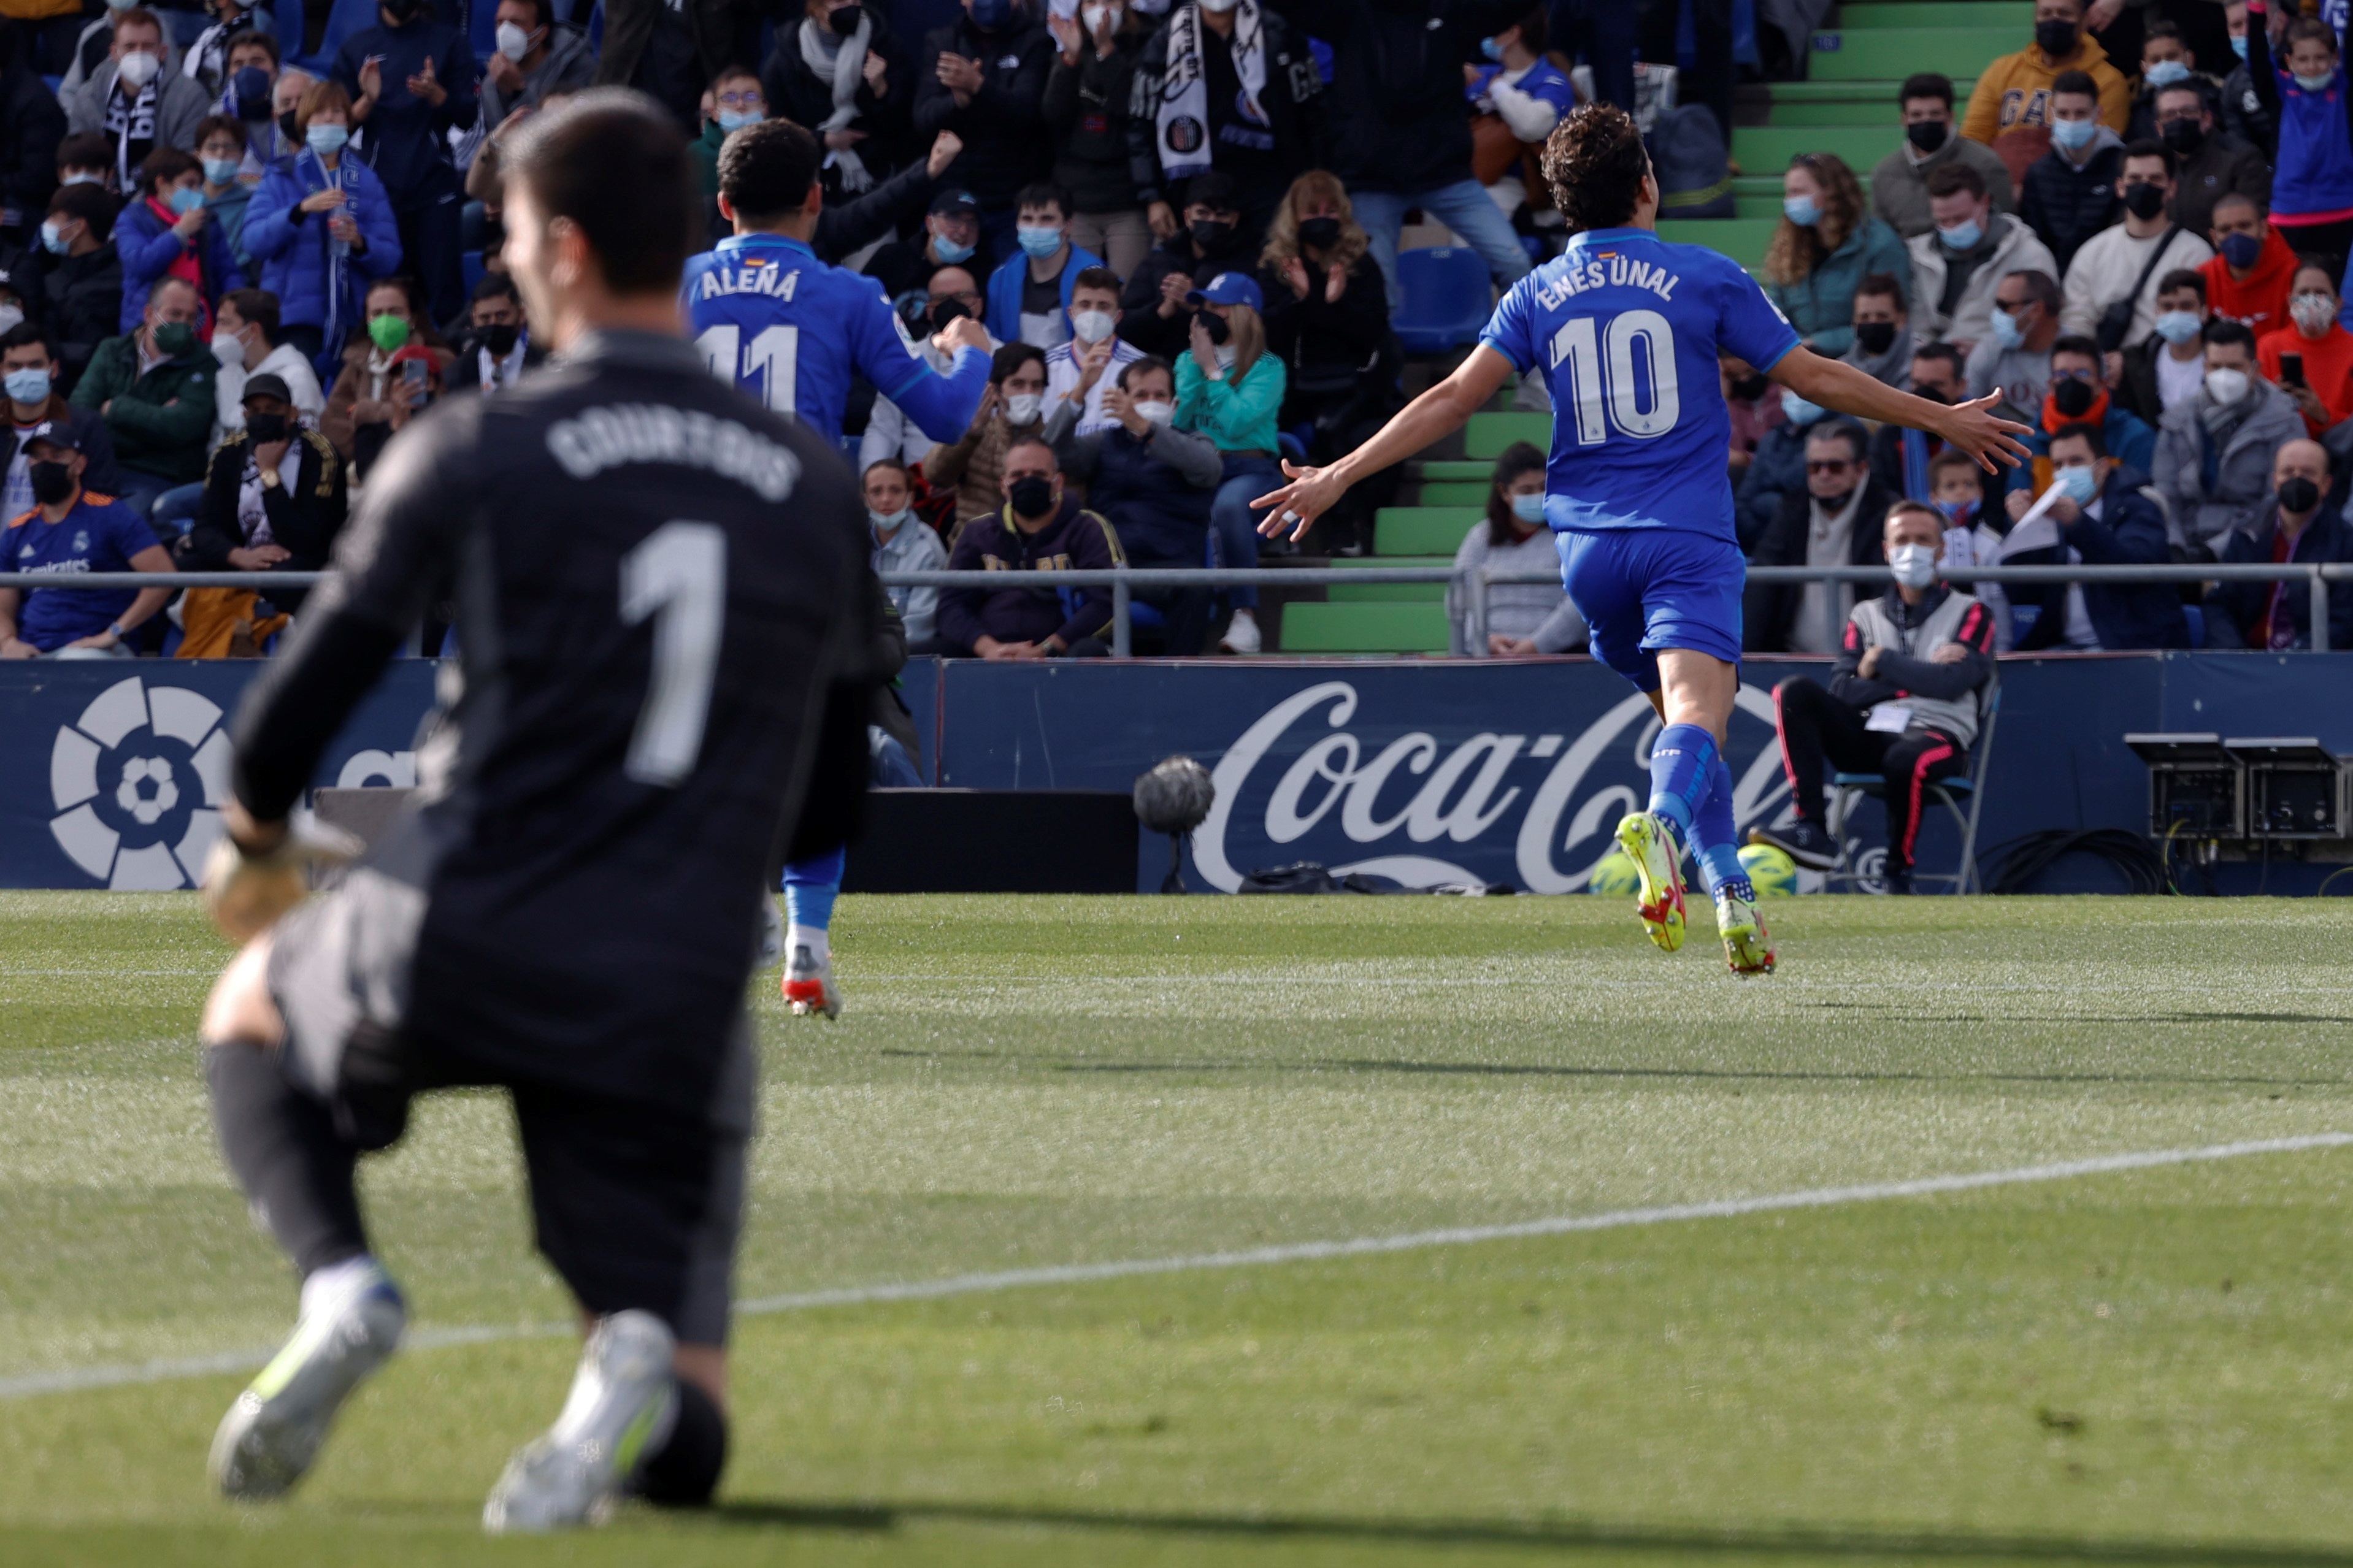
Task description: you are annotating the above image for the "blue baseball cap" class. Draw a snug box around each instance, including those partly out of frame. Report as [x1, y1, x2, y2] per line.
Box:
[1186, 272, 1263, 313]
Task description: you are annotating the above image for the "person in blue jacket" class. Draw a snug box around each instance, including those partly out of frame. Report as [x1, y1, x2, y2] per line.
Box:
[239, 80, 403, 372]
[332, 0, 479, 326]
[115, 147, 246, 335]
[984, 182, 1102, 350]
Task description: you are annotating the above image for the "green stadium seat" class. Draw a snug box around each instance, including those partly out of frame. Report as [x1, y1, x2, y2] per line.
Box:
[1809, 27, 2019, 83]
[1278, 602, 1451, 653]
[1328, 556, 1451, 602]
[1838, 2, 2031, 28]
[1415, 481, 1490, 506]
[1732, 126, 1894, 174]
[1411, 459, 1493, 483]
[1374, 507, 1480, 556]
[1464, 412, 1549, 458]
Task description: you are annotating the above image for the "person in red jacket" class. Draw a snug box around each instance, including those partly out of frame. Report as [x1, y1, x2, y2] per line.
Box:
[2256, 258, 2353, 434]
[2200, 191, 2301, 335]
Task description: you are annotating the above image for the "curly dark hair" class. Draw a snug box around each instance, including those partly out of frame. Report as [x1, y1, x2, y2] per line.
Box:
[1539, 104, 1650, 234]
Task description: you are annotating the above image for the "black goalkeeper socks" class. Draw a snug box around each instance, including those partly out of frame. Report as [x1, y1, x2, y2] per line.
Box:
[203, 1041, 371, 1279]
[637, 1375, 728, 1507]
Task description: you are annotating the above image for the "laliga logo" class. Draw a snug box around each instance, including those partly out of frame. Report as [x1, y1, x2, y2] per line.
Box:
[1191, 681, 1792, 893]
[48, 675, 232, 889]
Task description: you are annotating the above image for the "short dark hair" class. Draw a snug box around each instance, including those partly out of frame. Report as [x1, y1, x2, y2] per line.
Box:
[2005, 268, 2060, 309]
[1883, 497, 1944, 533]
[2285, 17, 2340, 55]
[1015, 180, 1072, 219]
[1925, 162, 1987, 201]
[1806, 419, 1868, 465]
[505, 89, 699, 296]
[1116, 353, 1172, 391]
[2213, 190, 2264, 221]
[2049, 420, 2107, 459]
[1911, 340, 1964, 377]
[862, 455, 910, 486]
[715, 115, 821, 224]
[47, 182, 116, 242]
[2293, 255, 2338, 291]
[991, 342, 1045, 384]
[1541, 103, 1649, 235]
[194, 114, 248, 152]
[472, 269, 521, 304]
[221, 286, 280, 343]
[505, 0, 555, 31]
[1071, 266, 1121, 298]
[1854, 271, 1904, 305]
[2121, 137, 2173, 177]
[2153, 80, 2206, 113]
[2145, 18, 2183, 45]
[2051, 69, 2098, 100]
[2051, 333, 2102, 362]
[2158, 267, 2207, 300]
[223, 26, 278, 64]
[1003, 432, 1058, 469]
[57, 132, 110, 172]
[0, 320, 56, 363]
[1898, 72, 1954, 108]
[1927, 446, 1979, 481]
[136, 147, 198, 197]
[2203, 316, 2257, 353]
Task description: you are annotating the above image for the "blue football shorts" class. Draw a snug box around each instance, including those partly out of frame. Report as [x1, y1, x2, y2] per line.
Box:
[1554, 526, 1745, 691]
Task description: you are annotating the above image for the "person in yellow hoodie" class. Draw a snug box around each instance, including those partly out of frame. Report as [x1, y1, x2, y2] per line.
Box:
[1965, 0, 2133, 192]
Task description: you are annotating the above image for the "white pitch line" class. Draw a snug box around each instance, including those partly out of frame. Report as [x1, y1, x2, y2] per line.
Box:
[6, 1131, 2347, 1402]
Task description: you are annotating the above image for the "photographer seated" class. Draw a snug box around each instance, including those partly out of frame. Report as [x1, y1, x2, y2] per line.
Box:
[1997, 421, 2189, 650]
[1751, 500, 1996, 895]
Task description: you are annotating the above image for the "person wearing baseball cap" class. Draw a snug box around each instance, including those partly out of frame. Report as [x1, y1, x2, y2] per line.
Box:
[866, 186, 993, 303]
[1173, 268, 1286, 654]
[0, 421, 176, 659]
[180, 369, 347, 616]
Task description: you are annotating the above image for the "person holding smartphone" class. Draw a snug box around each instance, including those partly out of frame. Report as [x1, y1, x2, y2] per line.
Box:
[2256, 258, 2353, 435]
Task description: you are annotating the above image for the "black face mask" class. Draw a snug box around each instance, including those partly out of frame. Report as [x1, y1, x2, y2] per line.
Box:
[1296, 216, 1342, 250]
[278, 109, 301, 145]
[2160, 118, 2205, 157]
[1008, 475, 1056, 518]
[2035, 18, 2078, 58]
[2121, 180, 2168, 220]
[1198, 310, 1230, 344]
[2279, 475, 2322, 514]
[1189, 217, 1232, 253]
[244, 411, 289, 444]
[1730, 372, 1770, 401]
[831, 3, 865, 36]
[1855, 321, 1898, 356]
[1812, 486, 1855, 514]
[1913, 381, 1951, 406]
[1905, 118, 1949, 154]
[2052, 377, 2096, 417]
[382, 0, 421, 23]
[480, 322, 520, 356]
[929, 297, 969, 331]
[28, 459, 73, 505]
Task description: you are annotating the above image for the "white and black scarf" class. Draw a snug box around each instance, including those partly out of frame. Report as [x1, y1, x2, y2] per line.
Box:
[1155, 0, 1262, 183]
[799, 13, 875, 194]
[103, 77, 160, 191]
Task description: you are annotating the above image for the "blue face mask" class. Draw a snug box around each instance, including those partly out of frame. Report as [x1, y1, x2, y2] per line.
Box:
[4, 367, 50, 405]
[2050, 115, 2098, 151]
[2221, 230, 2263, 269]
[167, 186, 205, 215]
[1479, 36, 1503, 61]
[1990, 306, 2027, 350]
[202, 156, 242, 185]
[2054, 463, 2100, 504]
[969, 0, 1011, 28]
[2295, 71, 2338, 93]
[306, 123, 349, 158]
[2143, 59, 2192, 88]
[2154, 308, 2203, 344]
[716, 109, 762, 131]
[1015, 224, 1062, 258]
[39, 219, 68, 254]
[1781, 387, 1824, 426]
[2232, 34, 2249, 60]
[1935, 497, 1975, 525]
[1783, 194, 1821, 228]
[1509, 491, 1546, 524]
[1938, 216, 1983, 251]
[932, 234, 975, 263]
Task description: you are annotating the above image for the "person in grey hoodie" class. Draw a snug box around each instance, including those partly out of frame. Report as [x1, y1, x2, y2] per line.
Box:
[2151, 318, 2306, 552]
[1840, 271, 1916, 390]
[1446, 442, 1587, 658]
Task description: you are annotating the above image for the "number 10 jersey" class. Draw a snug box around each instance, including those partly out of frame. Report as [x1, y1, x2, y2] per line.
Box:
[1478, 226, 1802, 543]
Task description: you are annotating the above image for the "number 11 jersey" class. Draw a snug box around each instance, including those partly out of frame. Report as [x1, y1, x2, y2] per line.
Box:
[1479, 227, 1800, 543]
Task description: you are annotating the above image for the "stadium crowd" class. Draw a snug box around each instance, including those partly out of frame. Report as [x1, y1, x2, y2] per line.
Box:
[2, 0, 2352, 664]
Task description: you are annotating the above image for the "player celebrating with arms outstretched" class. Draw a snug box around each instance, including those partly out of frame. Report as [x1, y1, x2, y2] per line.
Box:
[1254, 107, 2030, 973]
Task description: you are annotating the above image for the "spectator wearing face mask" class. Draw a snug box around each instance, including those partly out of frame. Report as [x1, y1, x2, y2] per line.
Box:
[863, 266, 997, 473]
[1465, 6, 1575, 224]
[65, 10, 211, 190]
[193, 115, 258, 272]
[23, 184, 124, 392]
[1042, 0, 1151, 279]
[2115, 267, 2213, 422]
[985, 182, 1104, 350]
[348, 340, 440, 481]
[479, 0, 593, 130]
[1962, 0, 2130, 191]
[319, 274, 450, 459]
[1762, 151, 1910, 359]
[1446, 440, 1586, 659]
[181, 0, 267, 96]
[2019, 71, 2127, 274]
[861, 457, 948, 649]
[2208, 435, 2353, 648]
[1744, 418, 1894, 654]
[447, 271, 537, 397]
[2125, 21, 2222, 143]
[1751, 499, 1996, 895]
[2198, 192, 2298, 338]
[178, 371, 347, 611]
[240, 80, 402, 371]
[1722, 355, 1784, 478]
[2152, 316, 2305, 551]
[1046, 353, 1221, 654]
[0, 324, 123, 519]
[210, 34, 287, 163]
[1116, 166, 1260, 361]
[1927, 445, 1994, 546]
[691, 66, 767, 199]
[1175, 270, 1281, 653]
[2257, 260, 2353, 436]
[2240, 11, 2353, 269]
[69, 272, 215, 520]
[936, 433, 1124, 659]
[1043, 266, 1142, 436]
[0, 422, 174, 659]
[867, 186, 992, 301]
[1906, 161, 2057, 352]
[2149, 81, 2270, 239]
[331, 0, 481, 327]
[115, 147, 243, 335]
[1870, 341, 2005, 522]
[54, 131, 114, 194]
[2059, 141, 2214, 356]
[914, 0, 1056, 262]
[1967, 267, 2062, 415]
[764, 0, 907, 205]
[2220, 0, 2274, 155]
[1873, 72, 2016, 242]
[1127, 0, 1324, 244]
[1840, 272, 1916, 391]
[2005, 332, 2157, 499]
[926, 340, 1048, 532]
[1997, 419, 2186, 650]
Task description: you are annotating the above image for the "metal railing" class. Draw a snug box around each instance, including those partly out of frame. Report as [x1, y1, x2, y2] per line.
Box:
[7, 563, 2351, 656]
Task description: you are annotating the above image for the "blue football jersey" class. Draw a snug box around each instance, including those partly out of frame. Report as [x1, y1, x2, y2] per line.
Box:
[681, 233, 987, 446]
[1480, 228, 1801, 542]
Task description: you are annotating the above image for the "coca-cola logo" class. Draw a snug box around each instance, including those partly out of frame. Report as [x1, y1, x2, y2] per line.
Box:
[1191, 681, 1795, 892]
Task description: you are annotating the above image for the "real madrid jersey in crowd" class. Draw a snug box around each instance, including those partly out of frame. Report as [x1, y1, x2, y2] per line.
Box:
[680, 232, 991, 445]
[1480, 228, 1802, 541]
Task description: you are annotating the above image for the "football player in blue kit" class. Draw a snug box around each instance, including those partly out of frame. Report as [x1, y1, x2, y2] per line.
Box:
[1253, 105, 2030, 974]
[685, 117, 992, 1017]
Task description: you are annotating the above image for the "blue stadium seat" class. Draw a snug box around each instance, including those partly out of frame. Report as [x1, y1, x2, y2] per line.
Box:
[2183, 603, 2205, 649]
[1392, 247, 1489, 356]
[471, 0, 498, 61]
[275, 0, 308, 68]
[461, 249, 485, 297]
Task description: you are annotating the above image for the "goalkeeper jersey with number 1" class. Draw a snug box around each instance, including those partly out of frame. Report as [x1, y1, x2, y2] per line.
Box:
[680, 232, 991, 446]
[1478, 226, 1802, 543]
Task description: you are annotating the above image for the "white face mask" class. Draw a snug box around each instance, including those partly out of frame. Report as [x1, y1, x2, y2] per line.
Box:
[115, 49, 161, 90]
[869, 506, 912, 532]
[1887, 541, 1938, 589]
[1004, 391, 1043, 424]
[1081, 2, 1119, 31]
[1070, 308, 1115, 343]
[494, 21, 537, 60]
[1199, 0, 1238, 11]
[2204, 366, 2250, 405]
[1132, 398, 1173, 426]
[0, 305, 24, 337]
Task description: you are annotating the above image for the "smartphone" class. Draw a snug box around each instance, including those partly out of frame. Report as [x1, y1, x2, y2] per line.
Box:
[400, 358, 429, 407]
[2281, 351, 2307, 388]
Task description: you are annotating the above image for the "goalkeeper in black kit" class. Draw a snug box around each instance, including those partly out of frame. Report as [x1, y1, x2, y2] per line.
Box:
[194, 91, 878, 1531]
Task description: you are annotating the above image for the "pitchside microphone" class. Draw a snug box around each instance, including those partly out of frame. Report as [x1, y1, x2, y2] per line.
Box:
[1133, 755, 1214, 895]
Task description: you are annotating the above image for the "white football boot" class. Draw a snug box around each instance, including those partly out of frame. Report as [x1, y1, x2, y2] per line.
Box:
[210, 1257, 406, 1500]
[482, 1310, 679, 1534]
[781, 943, 842, 1019]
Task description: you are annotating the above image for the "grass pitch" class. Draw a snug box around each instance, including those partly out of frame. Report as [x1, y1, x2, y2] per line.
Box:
[4, 891, 2353, 1567]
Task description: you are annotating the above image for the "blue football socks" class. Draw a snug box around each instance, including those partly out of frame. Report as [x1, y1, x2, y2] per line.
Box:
[1646, 723, 1718, 850]
[1694, 751, 1753, 902]
[782, 845, 846, 958]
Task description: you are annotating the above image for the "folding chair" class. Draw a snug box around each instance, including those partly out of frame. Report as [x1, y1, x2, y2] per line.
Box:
[1824, 679, 2000, 895]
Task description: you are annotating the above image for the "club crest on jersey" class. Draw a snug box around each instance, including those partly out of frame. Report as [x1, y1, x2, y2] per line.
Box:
[694, 263, 803, 302]
[1537, 254, 1680, 310]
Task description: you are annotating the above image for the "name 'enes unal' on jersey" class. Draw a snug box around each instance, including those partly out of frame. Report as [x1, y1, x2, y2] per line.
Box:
[1478, 228, 1802, 543]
